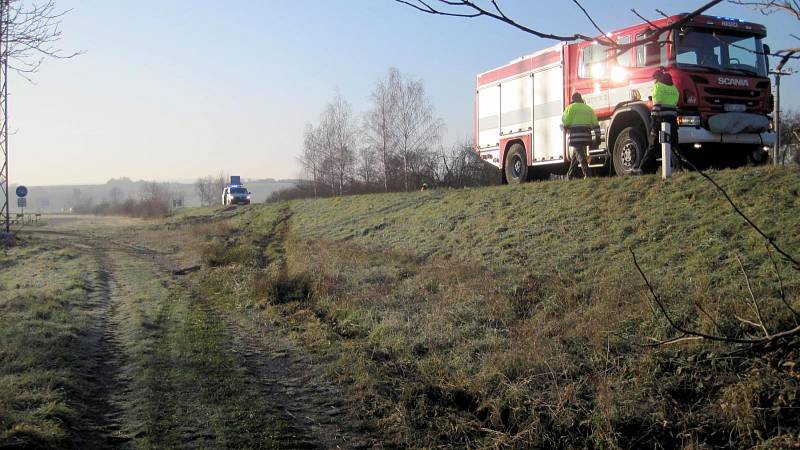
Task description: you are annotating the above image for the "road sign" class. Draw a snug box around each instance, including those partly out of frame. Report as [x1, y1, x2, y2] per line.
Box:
[17, 197, 26, 208]
[15, 185, 27, 198]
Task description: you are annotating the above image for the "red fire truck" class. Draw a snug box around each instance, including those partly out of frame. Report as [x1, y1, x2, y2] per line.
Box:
[475, 14, 776, 183]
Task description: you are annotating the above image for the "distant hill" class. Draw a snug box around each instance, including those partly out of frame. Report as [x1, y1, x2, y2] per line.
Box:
[9, 177, 297, 213]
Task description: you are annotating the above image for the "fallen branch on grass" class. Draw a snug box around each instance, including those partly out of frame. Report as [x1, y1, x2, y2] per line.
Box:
[631, 249, 800, 347]
[677, 155, 800, 270]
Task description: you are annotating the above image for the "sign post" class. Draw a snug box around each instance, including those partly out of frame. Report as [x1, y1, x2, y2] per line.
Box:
[661, 122, 672, 179]
[15, 185, 27, 223]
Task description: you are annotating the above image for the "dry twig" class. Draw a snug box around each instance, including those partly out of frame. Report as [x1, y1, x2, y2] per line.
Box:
[395, 0, 723, 54]
[1, 0, 80, 77]
[631, 249, 800, 347]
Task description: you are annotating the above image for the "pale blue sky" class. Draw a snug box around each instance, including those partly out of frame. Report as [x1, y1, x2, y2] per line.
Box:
[11, 0, 799, 186]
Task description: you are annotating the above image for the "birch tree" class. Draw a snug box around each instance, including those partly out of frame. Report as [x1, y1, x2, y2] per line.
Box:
[394, 75, 443, 191]
[365, 68, 401, 192]
[320, 93, 356, 196]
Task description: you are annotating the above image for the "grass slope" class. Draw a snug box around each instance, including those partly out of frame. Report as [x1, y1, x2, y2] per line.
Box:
[200, 166, 800, 448]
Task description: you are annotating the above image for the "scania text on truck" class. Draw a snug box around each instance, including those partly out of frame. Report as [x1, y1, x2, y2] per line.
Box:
[475, 14, 776, 183]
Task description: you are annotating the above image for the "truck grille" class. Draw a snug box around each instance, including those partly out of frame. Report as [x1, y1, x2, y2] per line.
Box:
[704, 87, 760, 98]
[702, 86, 762, 111]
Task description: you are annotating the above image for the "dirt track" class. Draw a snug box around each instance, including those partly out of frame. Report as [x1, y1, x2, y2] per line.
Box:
[26, 216, 374, 449]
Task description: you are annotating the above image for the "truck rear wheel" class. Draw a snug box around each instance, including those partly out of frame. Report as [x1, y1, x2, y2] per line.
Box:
[612, 127, 647, 176]
[504, 143, 528, 184]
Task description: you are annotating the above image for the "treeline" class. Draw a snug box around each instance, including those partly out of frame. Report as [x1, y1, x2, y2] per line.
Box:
[777, 110, 800, 165]
[271, 68, 498, 202]
[75, 182, 180, 218]
[194, 174, 228, 206]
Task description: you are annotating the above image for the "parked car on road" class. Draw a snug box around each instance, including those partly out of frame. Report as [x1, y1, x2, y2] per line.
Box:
[222, 185, 251, 205]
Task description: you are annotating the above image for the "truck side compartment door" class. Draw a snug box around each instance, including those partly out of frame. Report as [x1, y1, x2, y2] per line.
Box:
[500, 75, 533, 137]
[533, 65, 565, 162]
[477, 85, 501, 152]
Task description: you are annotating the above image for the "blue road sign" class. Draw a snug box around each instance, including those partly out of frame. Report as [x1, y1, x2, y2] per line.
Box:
[15, 185, 28, 198]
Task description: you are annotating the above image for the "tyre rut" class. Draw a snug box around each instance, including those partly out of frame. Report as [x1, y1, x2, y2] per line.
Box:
[56, 236, 133, 448]
[32, 219, 379, 448]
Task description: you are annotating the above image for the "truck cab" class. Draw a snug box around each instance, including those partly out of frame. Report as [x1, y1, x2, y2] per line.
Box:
[574, 14, 774, 174]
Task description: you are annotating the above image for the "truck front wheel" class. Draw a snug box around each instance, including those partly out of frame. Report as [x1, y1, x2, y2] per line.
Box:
[504, 143, 528, 184]
[612, 127, 646, 176]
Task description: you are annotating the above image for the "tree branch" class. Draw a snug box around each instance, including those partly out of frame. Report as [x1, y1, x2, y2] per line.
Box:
[2, 0, 81, 77]
[674, 154, 800, 270]
[631, 249, 800, 347]
[765, 243, 799, 320]
[735, 253, 770, 338]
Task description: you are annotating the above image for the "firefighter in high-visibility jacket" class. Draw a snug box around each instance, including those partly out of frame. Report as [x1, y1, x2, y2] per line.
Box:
[638, 68, 680, 172]
[562, 92, 600, 180]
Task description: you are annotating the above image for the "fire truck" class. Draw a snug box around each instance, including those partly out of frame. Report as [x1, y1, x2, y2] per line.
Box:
[475, 14, 776, 183]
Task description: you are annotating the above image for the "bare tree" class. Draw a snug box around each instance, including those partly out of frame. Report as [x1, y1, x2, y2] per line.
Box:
[3, 0, 80, 76]
[728, 0, 800, 20]
[138, 182, 172, 218]
[298, 123, 321, 198]
[394, 73, 443, 191]
[320, 93, 356, 196]
[365, 68, 401, 192]
[194, 173, 228, 206]
[356, 145, 379, 188]
[290, 71, 497, 199]
[776, 110, 800, 164]
[70, 188, 93, 214]
[194, 176, 214, 206]
[436, 141, 490, 187]
[212, 173, 228, 205]
[108, 186, 123, 206]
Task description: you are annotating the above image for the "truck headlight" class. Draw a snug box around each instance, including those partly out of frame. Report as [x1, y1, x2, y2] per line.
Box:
[678, 116, 701, 127]
[610, 66, 628, 82]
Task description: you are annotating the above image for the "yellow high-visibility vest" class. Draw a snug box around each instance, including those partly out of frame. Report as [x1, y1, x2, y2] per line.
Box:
[653, 81, 679, 106]
[562, 102, 599, 128]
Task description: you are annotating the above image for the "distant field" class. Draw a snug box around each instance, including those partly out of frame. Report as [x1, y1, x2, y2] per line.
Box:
[12, 178, 296, 213]
[207, 166, 800, 448]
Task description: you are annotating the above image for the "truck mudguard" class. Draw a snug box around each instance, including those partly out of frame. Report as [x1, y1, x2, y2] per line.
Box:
[610, 102, 653, 146]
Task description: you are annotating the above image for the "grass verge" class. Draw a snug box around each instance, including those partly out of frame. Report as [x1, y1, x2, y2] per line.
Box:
[0, 239, 98, 448]
[189, 166, 800, 448]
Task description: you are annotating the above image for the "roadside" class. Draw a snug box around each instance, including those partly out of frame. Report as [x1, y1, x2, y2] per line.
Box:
[0, 235, 129, 448]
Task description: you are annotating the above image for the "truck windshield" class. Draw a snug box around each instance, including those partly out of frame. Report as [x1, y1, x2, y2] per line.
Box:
[675, 30, 767, 78]
[231, 187, 247, 194]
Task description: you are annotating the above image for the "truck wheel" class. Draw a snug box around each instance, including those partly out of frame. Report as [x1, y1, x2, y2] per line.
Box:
[504, 143, 528, 184]
[612, 127, 646, 176]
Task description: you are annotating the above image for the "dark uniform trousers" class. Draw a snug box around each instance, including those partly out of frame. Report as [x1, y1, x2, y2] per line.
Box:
[566, 126, 592, 179]
[641, 105, 679, 172]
